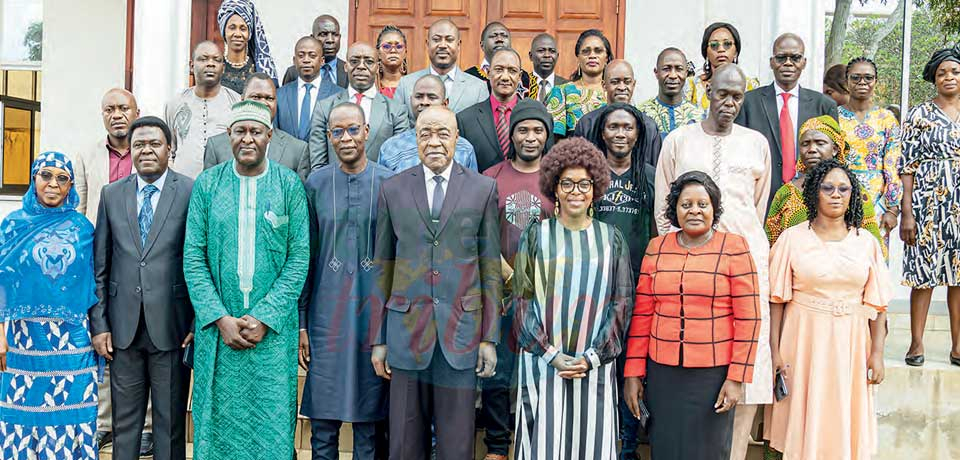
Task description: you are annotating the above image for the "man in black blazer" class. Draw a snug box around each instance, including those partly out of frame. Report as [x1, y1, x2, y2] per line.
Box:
[91, 116, 194, 460]
[735, 33, 838, 205]
[529, 33, 569, 104]
[204, 73, 311, 180]
[457, 48, 523, 172]
[282, 15, 347, 101]
[372, 106, 501, 460]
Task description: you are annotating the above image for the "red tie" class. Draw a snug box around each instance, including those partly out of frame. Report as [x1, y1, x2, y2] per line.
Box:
[496, 106, 511, 158]
[354, 92, 364, 105]
[779, 92, 796, 183]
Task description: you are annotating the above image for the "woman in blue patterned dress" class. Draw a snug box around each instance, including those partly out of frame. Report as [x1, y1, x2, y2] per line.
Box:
[0, 152, 101, 458]
[545, 30, 611, 137]
[900, 46, 960, 367]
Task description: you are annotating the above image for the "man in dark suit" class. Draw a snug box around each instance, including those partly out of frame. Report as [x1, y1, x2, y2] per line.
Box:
[465, 22, 534, 99]
[91, 116, 194, 460]
[457, 48, 523, 172]
[204, 73, 311, 180]
[372, 106, 501, 460]
[276, 36, 324, 142]
[528, 33, 568, 104]
[735, 33, 838, 205]
[309, 42, 408, 168]
[282, 15, 347, 100]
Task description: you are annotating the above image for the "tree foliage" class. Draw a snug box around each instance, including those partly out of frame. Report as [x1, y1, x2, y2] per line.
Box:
[827, 3, 960, 107]
[23, 22, 42, 61]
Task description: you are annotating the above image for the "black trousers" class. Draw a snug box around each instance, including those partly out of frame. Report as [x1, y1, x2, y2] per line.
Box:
[479, 312, 517, 455]
[110, 317, 190, 460]
[389, 349, 477, 460]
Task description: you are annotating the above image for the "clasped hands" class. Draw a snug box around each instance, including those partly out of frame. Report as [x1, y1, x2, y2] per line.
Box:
[216, 315, 267, 350]
[549, 352, 589, 379]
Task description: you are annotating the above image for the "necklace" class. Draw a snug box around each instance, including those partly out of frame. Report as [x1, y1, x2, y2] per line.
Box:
[677, 229, 713, 249]
[328, 165, 378, 273]
[711, 134, 724, 186]
[224, 53, 249, 68]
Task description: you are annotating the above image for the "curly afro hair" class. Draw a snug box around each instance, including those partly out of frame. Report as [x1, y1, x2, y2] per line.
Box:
[664, 171, 723, 228]
[539, 137, 610, 205]
[802, 158, 864, 230]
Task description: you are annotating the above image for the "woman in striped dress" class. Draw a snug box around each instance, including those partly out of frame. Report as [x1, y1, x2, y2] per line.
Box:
[511, 138, 634, 460]
[0, 152, 101, 459]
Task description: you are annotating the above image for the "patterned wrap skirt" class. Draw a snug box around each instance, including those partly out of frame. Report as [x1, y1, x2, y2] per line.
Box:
[1, 318, 100, 459]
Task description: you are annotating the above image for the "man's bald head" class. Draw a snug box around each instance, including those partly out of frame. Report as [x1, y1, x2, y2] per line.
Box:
[101, 88, 140, 141]
[773, 33, 805, 54]
[416, 106, 458, 173]
[428, 19, 460, 38]
[771, 33, 807, 90]
[312, 15, 341, 59]
[603, 60, 636, 103]
[345, 42, 379, 92]
[707, 64, 747, 127]
[330, 101, 366, 126]
[712, 63, 747, 90]
[411, 75, 448, 120]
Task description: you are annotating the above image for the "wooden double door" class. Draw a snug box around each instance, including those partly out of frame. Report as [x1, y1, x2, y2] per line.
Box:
[353, 0, 624, 80]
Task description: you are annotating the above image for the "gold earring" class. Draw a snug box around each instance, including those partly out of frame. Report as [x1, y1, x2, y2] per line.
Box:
[588, 206, 594, 218]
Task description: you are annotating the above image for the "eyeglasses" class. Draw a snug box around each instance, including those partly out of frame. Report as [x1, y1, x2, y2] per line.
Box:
[708, 40, 735, 51]
[329, 125, 363, 139]
[36, 170, 72, 186]
[559, 179, 594, 194]
[379, 42, 405, 52]
[774, 54, 804, 64]
[848, 74, 876, 83]
[819, 183, 852, 196]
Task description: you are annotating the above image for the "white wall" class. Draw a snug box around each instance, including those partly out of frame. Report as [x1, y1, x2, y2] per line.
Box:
[256, 0, 350, 73]
[39, 0, 126, 154]
[625, 0, 826, 100]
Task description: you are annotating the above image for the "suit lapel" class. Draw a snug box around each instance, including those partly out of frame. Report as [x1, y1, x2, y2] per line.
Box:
[436, 164, 465, 235]
[477, 104, 501, 157]
[336, 59, 348, 88]
[449, 70, 466, 110]
[124, 176, 143, 255]
[759, 84, 782, 156]
[408, 167, 433, 234]
[269, 131, 288, 165]
[142, 173, 178, 257]
[798, 87, 815, 131]
[368, 95, 386, 152]
[283, 85, 301, 138]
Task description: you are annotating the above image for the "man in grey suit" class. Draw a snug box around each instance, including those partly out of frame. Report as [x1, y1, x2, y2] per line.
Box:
[372, 106, 500, 460]
[309, 42, 408, 168]
[91, 116, 194, 460]
[204, 72, 311, 180]
[734, 33, 838, 206]
[393, 19, 489, 122]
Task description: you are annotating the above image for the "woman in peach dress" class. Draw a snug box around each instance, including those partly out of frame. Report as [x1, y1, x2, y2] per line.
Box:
[766, 158, 891, 460]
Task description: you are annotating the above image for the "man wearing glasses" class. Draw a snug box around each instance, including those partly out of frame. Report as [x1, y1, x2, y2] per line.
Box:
[309, 42, 408, 169]
[735, 33, 838, 207]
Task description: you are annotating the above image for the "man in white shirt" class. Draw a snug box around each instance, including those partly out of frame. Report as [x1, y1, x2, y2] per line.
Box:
[309, 42, 408, 168]
[393, 19, 489, 121]
[528, 33, 569, 103]
[276, 36, 325, 142]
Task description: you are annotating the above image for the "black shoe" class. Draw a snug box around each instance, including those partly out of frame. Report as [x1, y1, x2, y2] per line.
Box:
[96, 431, 112, 449]
[139, 432, 154, 457]
[904, 354, 925, 366]
[951, 355, 960, 367]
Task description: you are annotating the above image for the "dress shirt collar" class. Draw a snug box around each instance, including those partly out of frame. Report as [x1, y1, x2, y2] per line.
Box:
[430, 66, 458, 82]
[655, 97, 684, 109]
[349, 85, 379, 100]
[423, 162, 453, 183]
[774, 83, 800, 99]
[105, 139, 130, 157]
[298, 76, 320, 89]
[490, 94, 519, 113]
[137, 169, 168, 194]
[535, 72, 556, 87]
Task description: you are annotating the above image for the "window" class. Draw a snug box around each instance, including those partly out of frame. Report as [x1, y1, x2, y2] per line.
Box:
[1, 0, 43, 65]
[0, 0, 43, 194]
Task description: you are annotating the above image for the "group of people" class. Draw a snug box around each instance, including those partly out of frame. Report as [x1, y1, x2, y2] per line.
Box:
[1, 1, 959, 460]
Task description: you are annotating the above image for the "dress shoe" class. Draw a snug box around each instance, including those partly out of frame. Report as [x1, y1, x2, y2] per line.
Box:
[484, 454, 508, 460]
[139, 432, 154, 457]
[904, 354, 925, 366]
[951, 355, 960, 367]
[96, 431, 112, 449]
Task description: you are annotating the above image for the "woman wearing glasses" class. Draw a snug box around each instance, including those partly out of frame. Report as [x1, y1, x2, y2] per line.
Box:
[376, 25, 407, 99]
[900, 46, 960, 368]
[0, 152, 102, 459]
[838, 57, 903, 249]
[684, 22, 760, 115]
[766, 159, 890, 460]
[511, 138, 634, 460]
[545, 30, 612, 137]
[623, 171, 761, 460]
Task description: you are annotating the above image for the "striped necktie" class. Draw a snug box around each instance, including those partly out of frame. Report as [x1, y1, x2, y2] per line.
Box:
[496, 105, 511, 159]
[139, 184, 158, 247]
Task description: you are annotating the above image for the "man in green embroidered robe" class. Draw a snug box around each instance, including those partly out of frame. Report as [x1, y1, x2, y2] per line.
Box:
[183, 99, 309, 459]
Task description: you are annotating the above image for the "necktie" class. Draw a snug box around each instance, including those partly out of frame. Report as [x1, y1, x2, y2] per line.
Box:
[323, 63, 335, 86]
[139, 184, 159, 247]
[299, 83, 314, 138]
[431, 175, 445, 221]
[496, 105, 511, 158]
[539, 80, 550, 103]
[779, 92, 796, 183]
[354, 92, 364, 105]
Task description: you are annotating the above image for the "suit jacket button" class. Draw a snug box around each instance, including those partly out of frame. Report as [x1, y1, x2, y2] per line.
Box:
[433, 241, 439, 246]
[135, 286, 141, 293]
[433, 298, 439, 305]
[140, 262, 146, 267]
[433, 270, 439, 276]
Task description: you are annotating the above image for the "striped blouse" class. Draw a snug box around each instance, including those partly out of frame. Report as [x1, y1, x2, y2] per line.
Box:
[625, 231, 761, 382]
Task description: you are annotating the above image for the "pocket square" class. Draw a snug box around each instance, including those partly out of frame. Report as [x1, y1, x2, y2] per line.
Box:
[264, 210, 289, 228]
